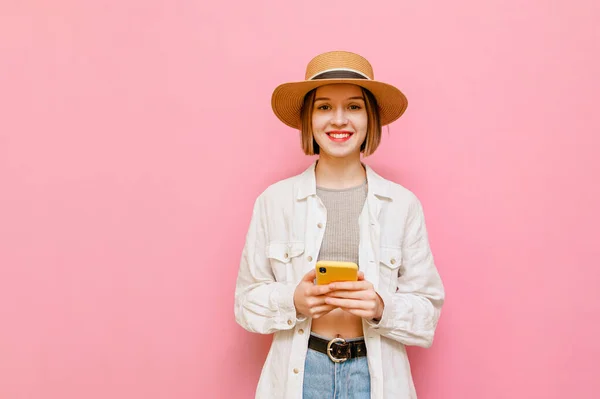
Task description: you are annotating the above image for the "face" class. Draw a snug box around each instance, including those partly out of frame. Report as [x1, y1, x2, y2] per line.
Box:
[311, 84, 368, 159]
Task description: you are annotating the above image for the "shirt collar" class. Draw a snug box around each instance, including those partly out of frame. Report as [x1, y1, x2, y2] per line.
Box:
[296, 161, 392, 201]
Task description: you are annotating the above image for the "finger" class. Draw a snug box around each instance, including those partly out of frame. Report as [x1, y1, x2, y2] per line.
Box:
[305, 296, 328, 308]
[324, 297, 373, 310]
[329, 280, 371, 291]
[309, 283, 335, 296]
[302, 269, 317, 282]
[311, 304, 337, 318]
[357, 271, 365, 281]
[326, 290, 371, 300]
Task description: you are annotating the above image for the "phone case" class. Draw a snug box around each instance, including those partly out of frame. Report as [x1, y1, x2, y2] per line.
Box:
[315, 261, 359, 285]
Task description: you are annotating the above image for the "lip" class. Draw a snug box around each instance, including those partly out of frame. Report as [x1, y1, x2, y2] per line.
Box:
[326, 131, 354, 142]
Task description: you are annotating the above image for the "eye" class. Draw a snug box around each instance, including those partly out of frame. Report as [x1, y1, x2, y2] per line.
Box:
[348, 104, 362, 110]
[316, 104, 331, 110]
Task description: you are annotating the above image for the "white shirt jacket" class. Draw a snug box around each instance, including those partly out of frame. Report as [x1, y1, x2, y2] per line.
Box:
[234, 162, 445, 399]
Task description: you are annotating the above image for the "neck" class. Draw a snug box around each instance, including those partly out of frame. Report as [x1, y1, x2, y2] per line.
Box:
[315, 153, 366, 190]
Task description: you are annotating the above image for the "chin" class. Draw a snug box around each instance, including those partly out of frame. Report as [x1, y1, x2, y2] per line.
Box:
[320, 148, 360, 159]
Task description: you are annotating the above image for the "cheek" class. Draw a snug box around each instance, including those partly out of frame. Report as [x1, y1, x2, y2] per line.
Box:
[311, 114, 326, 133]
[354, 113, 368, 134]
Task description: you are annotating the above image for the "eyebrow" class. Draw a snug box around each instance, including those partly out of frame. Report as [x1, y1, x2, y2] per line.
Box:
[314, 96, 365, 102]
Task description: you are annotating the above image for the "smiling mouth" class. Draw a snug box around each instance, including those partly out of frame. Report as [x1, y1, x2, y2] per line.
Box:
[326, 131, 353, 139]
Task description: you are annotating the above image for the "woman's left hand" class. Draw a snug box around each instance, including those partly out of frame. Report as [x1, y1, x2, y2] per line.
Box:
[324, 271, 384, 320]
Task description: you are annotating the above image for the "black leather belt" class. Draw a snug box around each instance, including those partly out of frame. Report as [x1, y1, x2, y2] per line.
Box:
[308, 334, 367, 363]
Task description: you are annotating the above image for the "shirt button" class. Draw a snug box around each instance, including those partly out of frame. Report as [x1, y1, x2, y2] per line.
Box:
[293, 368, 299, 374]
[317, 222, 323, 228]
[298, 329, 304, 335]
[390, 258, 396, 265]
[307, 256, 313, 262]
[284, 253, 289, 259]
[287, 320, 293, 326]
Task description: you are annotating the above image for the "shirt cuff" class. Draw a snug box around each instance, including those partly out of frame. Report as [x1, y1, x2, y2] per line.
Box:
[276, 282, 301, 327]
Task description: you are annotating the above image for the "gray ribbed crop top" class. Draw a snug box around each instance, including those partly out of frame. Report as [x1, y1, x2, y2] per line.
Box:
[316, 180, 367, 265]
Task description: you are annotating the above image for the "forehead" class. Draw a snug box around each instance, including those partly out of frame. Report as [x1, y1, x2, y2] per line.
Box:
[314, 83, 363, 99]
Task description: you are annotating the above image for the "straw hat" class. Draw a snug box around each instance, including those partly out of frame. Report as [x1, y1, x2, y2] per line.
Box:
[271, 51, 408, 129]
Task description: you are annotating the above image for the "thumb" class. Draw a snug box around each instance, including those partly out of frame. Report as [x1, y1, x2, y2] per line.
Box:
[357, 271, 365, 281]
[303, 268, 317, 281]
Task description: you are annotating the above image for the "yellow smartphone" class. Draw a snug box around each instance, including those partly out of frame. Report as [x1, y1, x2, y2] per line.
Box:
[315, 261, 358, 285]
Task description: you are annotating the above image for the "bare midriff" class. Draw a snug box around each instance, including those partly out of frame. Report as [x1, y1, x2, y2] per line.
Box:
[311, 308, 364, 339]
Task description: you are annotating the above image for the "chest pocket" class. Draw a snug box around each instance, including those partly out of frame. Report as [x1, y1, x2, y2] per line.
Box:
[379, 246, 403, 293]
[267, 242, 305, 283]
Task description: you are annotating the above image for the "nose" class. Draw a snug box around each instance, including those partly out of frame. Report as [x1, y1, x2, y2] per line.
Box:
[331, 107, 348, 127]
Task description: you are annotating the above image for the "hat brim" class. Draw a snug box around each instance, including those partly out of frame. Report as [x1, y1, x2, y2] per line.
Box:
[271, 78, 408, 129]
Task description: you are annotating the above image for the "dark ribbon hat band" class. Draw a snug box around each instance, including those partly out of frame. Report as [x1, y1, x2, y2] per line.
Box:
[310, 69, 370, 80]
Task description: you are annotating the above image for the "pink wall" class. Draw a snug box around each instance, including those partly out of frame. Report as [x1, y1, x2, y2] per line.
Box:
[1, 1, 599, 398]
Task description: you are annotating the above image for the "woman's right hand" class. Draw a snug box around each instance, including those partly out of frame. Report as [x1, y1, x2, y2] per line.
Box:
[293, 269, 337, 319]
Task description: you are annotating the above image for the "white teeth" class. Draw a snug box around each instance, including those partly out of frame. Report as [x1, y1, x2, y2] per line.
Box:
[330, 133, 350, 138]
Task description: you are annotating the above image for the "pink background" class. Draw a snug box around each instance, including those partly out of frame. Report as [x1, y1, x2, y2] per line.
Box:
[1, 1, 599, 398]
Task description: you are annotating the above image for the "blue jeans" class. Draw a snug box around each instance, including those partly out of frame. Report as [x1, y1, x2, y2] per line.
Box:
[302, 334, 371, 399]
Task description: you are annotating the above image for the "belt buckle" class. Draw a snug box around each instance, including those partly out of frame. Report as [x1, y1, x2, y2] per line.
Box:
[327, 337, 349, 363]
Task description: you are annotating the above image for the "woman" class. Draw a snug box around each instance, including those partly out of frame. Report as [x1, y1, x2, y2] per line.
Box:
[234, 51, 445, 399]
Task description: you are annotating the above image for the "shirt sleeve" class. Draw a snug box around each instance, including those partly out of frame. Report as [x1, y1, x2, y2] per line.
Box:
[366, 196, 445, 348]
[234, 195, 300, 334]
